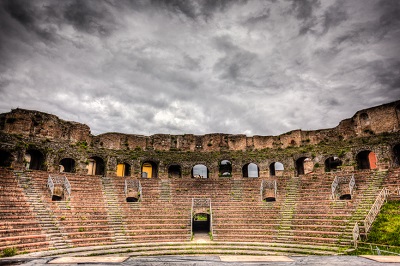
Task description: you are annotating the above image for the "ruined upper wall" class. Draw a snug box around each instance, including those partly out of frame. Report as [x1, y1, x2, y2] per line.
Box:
[1, 100, 399, 151]
[0, 108, 91, 143]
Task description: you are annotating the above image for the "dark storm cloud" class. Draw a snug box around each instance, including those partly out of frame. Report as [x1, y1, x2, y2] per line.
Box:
[63, 0, 118, 36]
[0, 0, 399, 136]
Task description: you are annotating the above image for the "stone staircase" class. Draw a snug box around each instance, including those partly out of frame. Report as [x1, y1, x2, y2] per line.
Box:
[16, 171, 71, 250]
[101, 176, 128, 244]
[230, 180, 243, 201]
[276, 177, 299, 240]
[343, 171, 387, 238]
[159, 180, 171, 202]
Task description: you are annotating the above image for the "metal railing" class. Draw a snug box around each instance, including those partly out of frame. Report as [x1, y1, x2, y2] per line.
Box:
[47, 175, 54, 195]
[364, 187, 390, 235]
[47, 174, 71, 199]
[331, 174, 355, 199]
[260, 180, 277, 201]
[352, 222, 360, 248]
[349, 174, 355, 195]
[124, 179, 142, 202]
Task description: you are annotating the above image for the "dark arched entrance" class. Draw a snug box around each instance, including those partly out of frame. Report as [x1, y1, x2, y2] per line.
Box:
[88, 156, 105, 175]
[26, 149, 45, 170]
[192, 164, 209, 178]
[296, 157, 312, 176]
[142, 161, 158, 178]
[393, 144, 400, 167]
[269, 162, 284, 176]
[219, 160, 232, 177]
[168, 164, 181, 178]
[0, 150, 13, 167]
[60, 158, 75, 173]
[356, 150, 377, 170]
[324, 157, 342, 172]
[242, 163, 259, 178]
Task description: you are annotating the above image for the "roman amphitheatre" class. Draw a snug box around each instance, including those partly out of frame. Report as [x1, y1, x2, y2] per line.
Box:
[0, 100, 399, 260]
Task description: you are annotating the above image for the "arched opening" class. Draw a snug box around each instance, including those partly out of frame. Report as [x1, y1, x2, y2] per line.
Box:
[52, 186, 64, 201]
[168, 164, 181, 178]
[269, 162, 284, 176]
[356, 150, 377, 170]
[192, 213, 210, 234]
[192, 164, 209, 178]
[0, 150, 13, 167]
[141, 161, 158, 178]
[359, 112, 370, 127]
[296, 157, 312, 176]
[393, 144, 400, 167]
[117, 163, 131, 177]
[25, 149, 45, 170]
[324, 157, 342, 172]
[339, 194, 352, 200]
[59, 158, 75, 173]
[219, 160, 232, 177]
[242, 163, 259, 178]
[87, 156, 105, 175]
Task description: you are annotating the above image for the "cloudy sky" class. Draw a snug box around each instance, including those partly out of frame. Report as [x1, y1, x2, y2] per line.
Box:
[0, 0, 399, 136]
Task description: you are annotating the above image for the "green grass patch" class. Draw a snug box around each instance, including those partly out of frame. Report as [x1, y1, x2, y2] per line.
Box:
[367, 201, 400, 246]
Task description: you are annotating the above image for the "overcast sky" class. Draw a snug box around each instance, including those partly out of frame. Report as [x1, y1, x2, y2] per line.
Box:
[0, 0, 399, 136]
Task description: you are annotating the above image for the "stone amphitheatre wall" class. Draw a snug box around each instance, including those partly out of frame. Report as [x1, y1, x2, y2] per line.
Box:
[0, 100, 400, 178]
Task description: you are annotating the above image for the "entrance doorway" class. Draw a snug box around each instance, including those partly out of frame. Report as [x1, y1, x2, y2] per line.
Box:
[192, 213, 211, 242]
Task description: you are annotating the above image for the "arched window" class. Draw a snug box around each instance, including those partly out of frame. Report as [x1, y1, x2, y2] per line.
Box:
[296, 157, 312, 176]
[324, 157, 342, 172]
[60, 158, 75, 173]
[269, 162, 284, 176]
[219, 160, 232, 177]
[87, 156, 105, 175]
[117, 163, 131, 177]
[0, 150, 13, 167]
[393, 144, 400, 167]
[168, 164, 181, 178]
[141, 161, 158, 178]
[192, 164, 209, 178]
[356, 150, 377, 170]
[242, 163, 259, 178]
[26, 149, 45, 170]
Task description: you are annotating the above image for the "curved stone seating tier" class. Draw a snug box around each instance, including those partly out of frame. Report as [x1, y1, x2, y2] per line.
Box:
[0, 168, 396, 255]
[0, 170, 49, 253]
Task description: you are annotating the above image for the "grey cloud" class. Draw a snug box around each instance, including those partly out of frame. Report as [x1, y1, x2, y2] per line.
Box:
[0, 0, 398, 136]
[63, 0, 118, 36]
[290, 0, 320, 20]
[322, 0, 348, 32]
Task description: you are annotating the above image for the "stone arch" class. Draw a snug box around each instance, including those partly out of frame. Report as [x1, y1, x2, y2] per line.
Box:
[191, 164, 209, 178]
[393, 144, 400, 167]
[324, 156, 342, 172]
[295, 157, 313, 176]
[141, 160, 158, 178]
[219, 160, 232, 177]
[242, 163, 259, 178]
[0, 150, 13, 167]
[59, 158, 76, 173]
[168, 164, 181, 178]
[25, 149, 45, 170]
[117, 162, 131, 177]
[269, 162, 284, 176]
[356, 150, 377, 170]
[87, 156, 105, 175]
